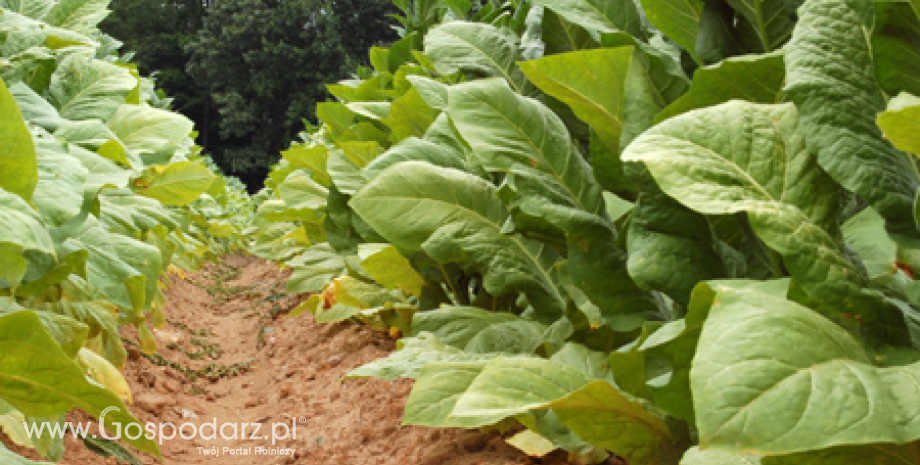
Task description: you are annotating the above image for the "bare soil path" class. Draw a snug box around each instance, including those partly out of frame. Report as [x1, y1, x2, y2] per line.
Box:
[46, 254, 577, 465]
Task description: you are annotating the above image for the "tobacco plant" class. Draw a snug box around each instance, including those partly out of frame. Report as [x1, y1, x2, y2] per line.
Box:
[252, 0, 920, 463]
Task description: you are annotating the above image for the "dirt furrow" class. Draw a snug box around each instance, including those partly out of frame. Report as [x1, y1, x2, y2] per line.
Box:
[45, 255, 556, 465]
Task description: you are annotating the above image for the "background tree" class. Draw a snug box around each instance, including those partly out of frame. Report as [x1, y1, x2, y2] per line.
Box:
[102, 0, 398, 190]
[100, 0, 215, 147]
[185, 0, 398, 189]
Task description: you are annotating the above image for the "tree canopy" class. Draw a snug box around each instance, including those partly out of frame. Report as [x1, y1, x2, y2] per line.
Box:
[102, 0, 398, 189]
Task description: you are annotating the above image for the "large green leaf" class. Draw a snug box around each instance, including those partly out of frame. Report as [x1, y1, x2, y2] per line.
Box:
[0, 0, 54, 19]
[347, 333, 503, 381]
[0, 188, 54, 257]
[762, 443, 920, 465]
[626, 182, 726, 305]
[411, 306, 547, 354]
[281, 145, 330, 186]
[518, 47, 634, 162]
[423, 21, 528, 94]
[725, 0, 793, 52]
[47, 54, 136, 123]
[541, 9, 596, 55]
[450, 356, 592, 425]
[681, 447, 761, 465]
[285, 243, 346, 293]
[878, 92, 920, 155]
[0, 79, 37, 202]
[528, 0, 647, 39]
[350, 161, 566, 321]
[383, 87, 437, 143]
[624, 101, 920, 342]
[357, 243, 425, 297]
[9, 81, 61, 132]
[33, 143, 89, 227]
[873, 1, 920, 97]
[843, 207, 899, 280]
[364, 136, 470, 179]
[75, 218, 162, 316]
[448, 78, 602, 214]
[0, 311, 159, 456]
[639, 0, 703, 61]
[43, 0, 110, 35]
[545, 380, 676, 465]
[785, 0, 918, 235]
[403, 361, 492, 428]
[691, 282, 920, 455]
[591, 35, 724, 305]
[276, 170, 328, 218]
[622, 101, 918, 343]
[105, 104, 194, 165]
[134, 161, 214, 206]
[656, 51, 784, 122]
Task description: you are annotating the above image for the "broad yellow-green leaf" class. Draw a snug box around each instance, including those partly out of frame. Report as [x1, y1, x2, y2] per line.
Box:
[681, 447, 761, 465]
[135, 161, 214, 206]
[639, 0, 703, 61]
[0, 0, 54, 19]
[691, 282, 920, 455]
[623, 101, 915, 344]
[8, 81, 61, 131]
[518, 47, 634, 160]
[424, 21, 528, 94]
[47, 54, 136, 123]
[383, 87, 436, 143]
[0, 311, 159, 456]
[0, 79, 37, 201]
[451, 357, 592, 424]
[281, 144, 330, 186]
[529, 0, 647, 39]
[878, 92, 920, 155]
[351, 161, 566, 321]
[545, 380, 675, 465]
[656, 51, 784, 122]
[331, 276, 401, 309]
[285, 243, 346, 293]
[873, 1, 920, 97]
[43, 0, 110, 35]
[406, 75, 448, 111]
[347, 333, 503, 381]
[411, 306, 547, 354]
[76, 348, 131, 404]
[762, 443, 920, 465]
[277, 170, 328, 217]
[785, 0, 918, 235]
[0, 244, 28, 289]
[357, 243, 425, 297]
[106, 104, 194, 164]
[403, 361, 491, 428]
[54, 119, 121, 151]
[448, 78, 602, 214]
[843, 207, 899, 280]
[506, 429, 556, 457]
[0, 188, 54, 256]
[725, 0, 793, 52]
[363, 136, 470, 179]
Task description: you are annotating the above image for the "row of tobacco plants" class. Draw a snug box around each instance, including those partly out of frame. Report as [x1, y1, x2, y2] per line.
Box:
[251, 0, 920, 464]
[0, 0, 252, 461]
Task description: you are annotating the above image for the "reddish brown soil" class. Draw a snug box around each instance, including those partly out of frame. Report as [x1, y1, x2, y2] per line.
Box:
[10, 254, 605, 465]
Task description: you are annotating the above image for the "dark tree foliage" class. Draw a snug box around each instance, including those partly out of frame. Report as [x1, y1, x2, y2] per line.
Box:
[185, 0, 398, 189]
[100, 0, 216, 149]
